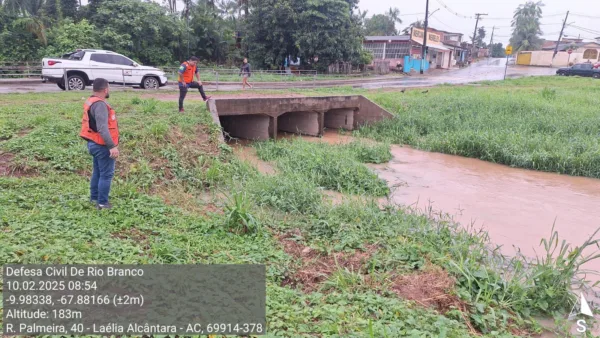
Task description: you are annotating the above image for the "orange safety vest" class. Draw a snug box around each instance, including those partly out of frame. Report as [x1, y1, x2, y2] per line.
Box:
[80, 96, 119, 147]
[180, 61, 196, 83]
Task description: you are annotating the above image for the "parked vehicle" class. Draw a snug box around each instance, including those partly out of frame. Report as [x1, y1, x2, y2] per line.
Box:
[556, 63, 600, 78]
[42, 49, 168, 90]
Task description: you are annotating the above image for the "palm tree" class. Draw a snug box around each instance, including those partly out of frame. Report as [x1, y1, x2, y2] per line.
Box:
[4, 0, 47, 45]
[510, 1, 544, 51]
[387, 7, 402, 25]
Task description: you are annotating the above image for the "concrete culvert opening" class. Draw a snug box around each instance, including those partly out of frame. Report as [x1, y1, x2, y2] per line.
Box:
[207, 96, 393, 141]
[278, 111, 321, 137]
[324, 108, 355, 131]
[219, 115, 273, 141]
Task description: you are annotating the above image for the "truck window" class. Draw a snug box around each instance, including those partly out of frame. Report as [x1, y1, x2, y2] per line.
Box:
[68, 51, 85, 60]
[90, 54, 111, 64]
[583, 64, 593, 70]
[110, 55, 134, 66]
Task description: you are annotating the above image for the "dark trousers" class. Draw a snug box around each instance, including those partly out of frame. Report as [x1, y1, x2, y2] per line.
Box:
[88, 141, 115, 205]
[179, 81, 207, 110]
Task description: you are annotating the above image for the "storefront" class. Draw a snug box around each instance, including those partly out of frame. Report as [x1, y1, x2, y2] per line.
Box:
[410, 28, 453, 69]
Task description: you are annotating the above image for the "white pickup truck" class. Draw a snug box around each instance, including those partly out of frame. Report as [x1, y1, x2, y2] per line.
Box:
[42, 49, 168, 90]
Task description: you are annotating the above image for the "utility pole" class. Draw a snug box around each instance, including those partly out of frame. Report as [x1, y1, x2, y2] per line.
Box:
[552, 11, 569, 66]
[420, 0, 430, 74]
[488, 26, 495, 61]
[471, 13, 487, 59]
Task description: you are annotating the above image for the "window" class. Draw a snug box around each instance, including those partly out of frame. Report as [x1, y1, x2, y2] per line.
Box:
[573, 64, 583, 69]
[90, 54, 111, 63]
[583, 49, 598, 60]
[363, 42, 385, 59]
[110, 55, 134, 66]
[385, 43, 410, 59]
[582, 63, 593, 69]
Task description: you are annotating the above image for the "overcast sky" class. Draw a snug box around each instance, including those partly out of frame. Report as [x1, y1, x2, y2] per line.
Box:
[359, 0, 600, 46]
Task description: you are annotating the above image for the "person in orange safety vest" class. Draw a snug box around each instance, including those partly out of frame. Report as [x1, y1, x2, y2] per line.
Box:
[80, 78, 120, 210]
[178, 56, 211, 113]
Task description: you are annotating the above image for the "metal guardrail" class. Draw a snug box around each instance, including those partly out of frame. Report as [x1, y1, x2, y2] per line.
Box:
[0, 65, 376, 91]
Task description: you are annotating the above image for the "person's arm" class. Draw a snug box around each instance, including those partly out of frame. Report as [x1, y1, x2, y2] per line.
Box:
[178, 64, 186, 84]
[90, 102, 116, 149]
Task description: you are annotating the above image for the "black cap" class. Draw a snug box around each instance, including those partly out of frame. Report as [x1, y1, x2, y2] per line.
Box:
[190, 56, 199, 61]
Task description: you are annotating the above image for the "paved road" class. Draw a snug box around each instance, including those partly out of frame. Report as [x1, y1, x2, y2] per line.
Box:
[0, 59, 556, 94]
[360, 58, 556, 89]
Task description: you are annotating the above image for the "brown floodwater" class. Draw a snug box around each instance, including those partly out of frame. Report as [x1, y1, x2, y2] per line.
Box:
[232, 130, 600, 335]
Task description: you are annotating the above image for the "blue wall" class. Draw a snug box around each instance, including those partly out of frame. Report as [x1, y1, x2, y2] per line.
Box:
[404, 55, 430, 73]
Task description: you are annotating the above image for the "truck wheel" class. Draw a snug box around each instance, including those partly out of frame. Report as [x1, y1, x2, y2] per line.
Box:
[57, 82, 65, 90]
[142, 76, 159, 90]
[67, 75, 86, 90]
[593, 73, 600, 79]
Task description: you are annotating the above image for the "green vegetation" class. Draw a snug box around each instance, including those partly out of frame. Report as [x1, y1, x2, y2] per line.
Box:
[356, 76, 600, 178]
[1, 77, 599, 337]
[255, 138, 390, 196]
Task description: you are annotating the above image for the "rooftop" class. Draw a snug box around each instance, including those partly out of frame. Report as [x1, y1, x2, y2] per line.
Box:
[364, 35, 410, 42]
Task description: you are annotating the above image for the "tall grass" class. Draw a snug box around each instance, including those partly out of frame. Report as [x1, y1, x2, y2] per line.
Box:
[358, 78, 600, 178]
[254, 138, 390, 196]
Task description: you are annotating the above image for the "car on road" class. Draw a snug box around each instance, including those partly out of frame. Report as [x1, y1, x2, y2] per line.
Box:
[42, 49, 168, 90]
[556, 63, 600, 78]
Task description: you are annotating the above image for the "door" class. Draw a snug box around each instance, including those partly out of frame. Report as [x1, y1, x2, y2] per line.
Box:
[89, 54, 122, 83]
[580, 63, 594, 77]
[108, 55, 139, 84]
[517, 52, 531, 65]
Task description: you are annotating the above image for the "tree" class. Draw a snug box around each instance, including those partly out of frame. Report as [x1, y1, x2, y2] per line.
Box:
[364, 14, 396, 36]
[42, 18, 97, 56]
[471, 26, 486, 48]
[246, 0, 300, 68]
[402, 20, 423, 35]
[490, 42, 505, 57]
[510, 1, 544, 51]
[364, 7, 401, 36]
[60, 0, 77, 19]
[296, 0, 363, 71]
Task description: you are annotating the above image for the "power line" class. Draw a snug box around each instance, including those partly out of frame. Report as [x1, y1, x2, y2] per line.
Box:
[570, 12, 600, 19]
[434, 0, 473, 19]
[568, 24, 600, 36]
[430, 14, 457, 31]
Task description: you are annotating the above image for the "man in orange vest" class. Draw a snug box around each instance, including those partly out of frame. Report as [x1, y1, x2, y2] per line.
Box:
[80, 78, 120, 210]
[178, 56, 211, 113]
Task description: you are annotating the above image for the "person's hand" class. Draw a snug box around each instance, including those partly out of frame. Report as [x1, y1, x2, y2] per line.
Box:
[109, 147, 120, 159]
[197, 81, 202, 86]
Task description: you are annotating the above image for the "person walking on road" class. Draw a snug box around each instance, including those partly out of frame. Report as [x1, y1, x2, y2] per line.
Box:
[240, 58, 253, 90]
[178, 56, 211, 113]
[79, 78, 119, 210]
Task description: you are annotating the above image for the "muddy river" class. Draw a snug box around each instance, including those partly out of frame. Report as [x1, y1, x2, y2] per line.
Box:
[233, 131, 600, 332]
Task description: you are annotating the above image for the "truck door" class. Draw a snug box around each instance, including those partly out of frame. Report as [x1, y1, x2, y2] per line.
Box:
[89, 54, 122, 83]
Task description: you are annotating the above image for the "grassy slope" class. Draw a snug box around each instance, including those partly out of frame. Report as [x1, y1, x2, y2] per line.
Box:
[1, 79, 596, 337]
[355, 76, 600, 178]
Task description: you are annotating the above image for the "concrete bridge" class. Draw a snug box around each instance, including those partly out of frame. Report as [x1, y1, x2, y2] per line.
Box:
[206, 96, 394, 140]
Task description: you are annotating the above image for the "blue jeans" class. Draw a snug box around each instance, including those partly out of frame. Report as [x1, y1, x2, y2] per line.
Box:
[88, 141, 115, 205]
